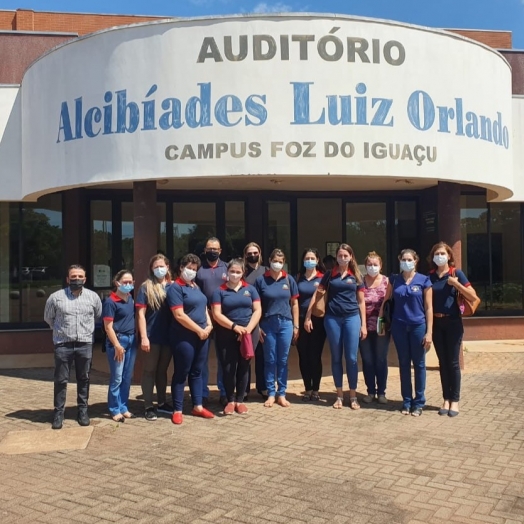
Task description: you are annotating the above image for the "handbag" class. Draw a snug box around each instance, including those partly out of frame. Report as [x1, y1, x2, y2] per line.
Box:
[452, 269, 481, 316]
[311, 272, 332, 318]
[382, 275, 397, 328]
[240, 332, 255, 359]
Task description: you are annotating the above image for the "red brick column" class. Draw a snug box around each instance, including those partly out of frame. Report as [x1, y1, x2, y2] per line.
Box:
[132, 181, 158, 383]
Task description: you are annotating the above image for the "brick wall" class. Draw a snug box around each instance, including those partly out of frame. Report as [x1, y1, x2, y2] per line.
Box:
[447, 29, 512, 49]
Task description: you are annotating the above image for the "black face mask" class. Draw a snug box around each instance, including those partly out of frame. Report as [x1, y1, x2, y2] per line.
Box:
[205, 251, 220, 262]
[246, 255, 259, 264]
[69, 279, 85, 291]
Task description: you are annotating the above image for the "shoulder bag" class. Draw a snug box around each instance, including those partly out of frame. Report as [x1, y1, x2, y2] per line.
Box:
[311, 272, 331, 318]
[452, 269, 481, 316]
[382, 275, 397, 329]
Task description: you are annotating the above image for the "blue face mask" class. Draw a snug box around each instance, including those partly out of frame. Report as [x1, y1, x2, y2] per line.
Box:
[304, 260, 317, 270]
[400, 261, 415, 272]
[120, 284, 134, 294]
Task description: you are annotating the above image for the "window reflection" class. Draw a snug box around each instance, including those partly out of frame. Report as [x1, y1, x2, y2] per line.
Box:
[267, 201, 291, 270]
[225, 201, 245, 260]
[122, 202, 134, 271]
[91, 201, 112, 288]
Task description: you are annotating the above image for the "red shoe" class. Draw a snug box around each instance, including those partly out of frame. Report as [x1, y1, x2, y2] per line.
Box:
[235, 403, 248, 415]
[224, 402, 235, 415]
[171, 412, 183, 425]
[191, 407, 214, 419]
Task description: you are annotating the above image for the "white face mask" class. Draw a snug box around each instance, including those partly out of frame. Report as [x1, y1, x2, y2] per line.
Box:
[433, 254, 448, 267]
[337, 257, 350, 267]
[181, 267, 196, 282]
[400, 260, 415, 272]
[153, 266, 168, 279]
[366, 265, 380, 277]
[228, 273, 242, 283]
[270, 262, 284, 272]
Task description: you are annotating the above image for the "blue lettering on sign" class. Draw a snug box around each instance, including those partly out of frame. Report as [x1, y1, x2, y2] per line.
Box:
[55, 81, 510, 150]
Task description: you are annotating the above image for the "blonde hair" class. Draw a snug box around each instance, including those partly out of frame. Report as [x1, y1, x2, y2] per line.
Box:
[337, 243, 363, 284]
[142, 254, 172, 311]
[364, 251, 383, 267]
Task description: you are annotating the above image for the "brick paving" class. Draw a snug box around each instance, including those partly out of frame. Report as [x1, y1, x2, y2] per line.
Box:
[0, 352, 523, 524]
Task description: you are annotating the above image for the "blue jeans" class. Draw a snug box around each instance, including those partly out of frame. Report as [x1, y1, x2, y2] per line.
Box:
[324, 314, 361, 390]
[260, 315, 293, 397]
[171, 329, 210, 412]
[202, 339, 226, 398]
[359, 331, 390, 396]
[390, 321, 427, 410]
[105, 334, 137, 416]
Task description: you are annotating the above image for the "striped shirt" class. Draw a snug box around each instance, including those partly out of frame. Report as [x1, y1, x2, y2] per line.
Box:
[44, 287, 102, 344]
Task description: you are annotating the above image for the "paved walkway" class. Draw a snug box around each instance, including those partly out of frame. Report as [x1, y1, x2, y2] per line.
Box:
[0, 349, 524, 523]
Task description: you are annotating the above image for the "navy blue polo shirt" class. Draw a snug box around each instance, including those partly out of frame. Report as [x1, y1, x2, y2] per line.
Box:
[391, 272, 432, 325]
[320, 268, 364, 317]
[297, 271, 324, 317]
[135, 282, 172, 345]
[196, 259, 228, 304]
[255, 271, 299, 320]
[167, 278, 208, 329]
[211, 281, 260, 327]
[102, 292, 135, 335]
[430, 268, 470, 317]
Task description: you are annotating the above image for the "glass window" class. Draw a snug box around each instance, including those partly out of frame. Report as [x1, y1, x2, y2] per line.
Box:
[173, 202, 216, 262]
[346, 202, 387, 272]
[267, 201, 291, 270]
[20, 195, 63, 323]
[298, 198, 342, 264]
[122, 202, 134, 271]
[460, 195, 488, 308]
[224, 201, 245, 260]
[158, 202, 167, 256]
[91, 201, 112, 288]
[0, 203, 20, 323]
[393, 201, 418, 265]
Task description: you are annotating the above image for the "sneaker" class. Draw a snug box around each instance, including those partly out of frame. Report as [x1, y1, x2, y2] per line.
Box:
[77, 410, 90, 427]
[378, 395, 388, 404]
[157, 403, 173, 414]
[52, 411, 64, 430]
[219, 396, 228, 408]
[172, 412, 183, 425]
[224, 402, 235, 415]
[362, 394, 375, 404]
[145, 407, 157, 421]
[411, 407, 423, 417]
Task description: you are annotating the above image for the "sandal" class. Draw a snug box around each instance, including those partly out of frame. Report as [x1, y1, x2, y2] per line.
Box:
[333, 397, 343, 409]
[302, 391, 312, 402]
[349, 397, 360, 410]
[310, 392, 320, 401]
[112, 415, 125, 423]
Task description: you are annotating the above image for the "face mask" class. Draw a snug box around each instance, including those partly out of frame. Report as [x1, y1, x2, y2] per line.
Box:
[228, 273, 242, 284]
[400, 260, 415, 272]
[153, 267, 168, 279]
[304, 260, 317, 270]
[246, 254, 259, 264]
[337, 257, 349, 267]
[270, 262, 284, 272]
[119, 284, 134, 294]
[181, 267, 196, 282]
[366, 265, 380, 277]
[433, 254, 448, 267]
[205, 251, 220, 262]
[69, 279, 84, 291]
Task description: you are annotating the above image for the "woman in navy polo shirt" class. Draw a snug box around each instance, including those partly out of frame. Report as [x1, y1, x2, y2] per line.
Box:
[305, 243, 366, 410]
[255, 248, 299, 408]
[102, 270, 137, 423]
[428, 242, 477, 417]
[296, 248, 326, 402]
[212, 259, 262, 415]
[380, 249, 433, 417]
[136, 254, 173, 421]
[167, 253, 214, 425]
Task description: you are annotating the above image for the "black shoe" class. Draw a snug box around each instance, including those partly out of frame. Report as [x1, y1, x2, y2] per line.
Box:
[52, 411, 64, 430]
[243, 394, 249, 402]
[77, 410, 90, 427]
[219, 395, 228, 408]
[157, 403, 173, 414]
[145, 407, 158, 421]
[438, 408, 449, 416]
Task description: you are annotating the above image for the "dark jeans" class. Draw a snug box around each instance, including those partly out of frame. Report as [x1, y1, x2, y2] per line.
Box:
[216, 326, 258, 402]
[433, 316, 463, 402]
[359, 331, 390, 396]
[171, 329, 210, 412]
[296, 316, 326, 391]
[54, 341, 93, 414]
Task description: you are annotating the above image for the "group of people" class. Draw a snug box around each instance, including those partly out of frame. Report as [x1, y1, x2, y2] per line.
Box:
[43, 238, 477, 429]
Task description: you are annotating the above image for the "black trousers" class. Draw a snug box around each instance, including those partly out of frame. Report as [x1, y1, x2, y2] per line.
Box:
[432, 317, 463, 402]
[216, 326, 256, 402]
[54, 341, 93, 414]
[246, 332, 264, 395]
[296, 316, 326, 392]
